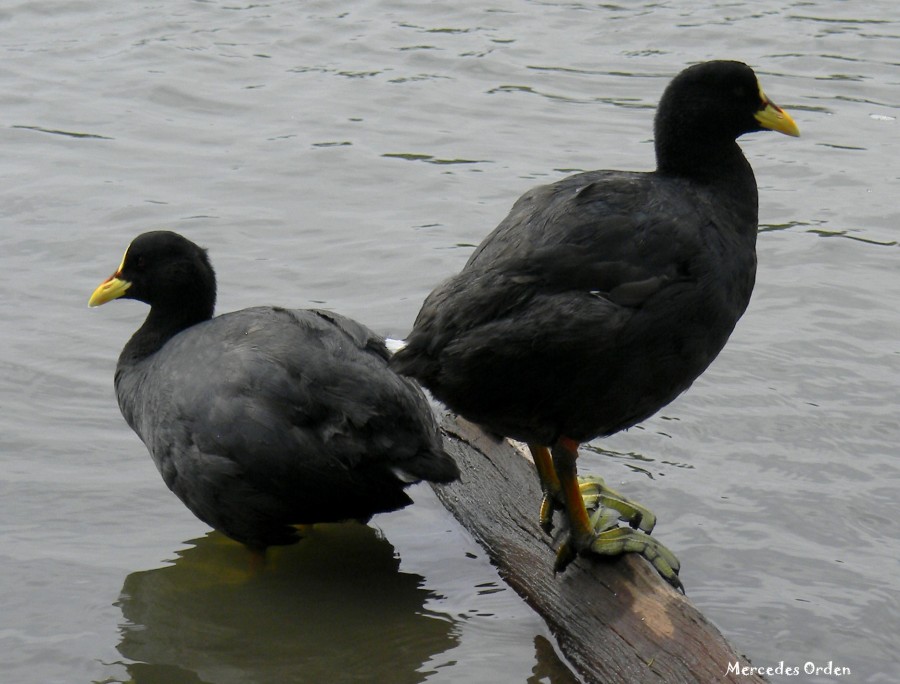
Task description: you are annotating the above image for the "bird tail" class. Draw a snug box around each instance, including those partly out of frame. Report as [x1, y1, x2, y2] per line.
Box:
[384, 337, 407, 354]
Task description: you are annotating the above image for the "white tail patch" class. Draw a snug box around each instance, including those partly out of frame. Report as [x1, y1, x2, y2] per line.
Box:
[390, 467, 419, 484]
[384, 338, 407, 354]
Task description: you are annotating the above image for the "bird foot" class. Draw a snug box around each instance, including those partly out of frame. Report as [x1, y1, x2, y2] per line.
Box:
[540, 475, 657, 535]
[577, 476, 657, 534]
[553, 525, 683, 592]
[550, 476, 683, 592]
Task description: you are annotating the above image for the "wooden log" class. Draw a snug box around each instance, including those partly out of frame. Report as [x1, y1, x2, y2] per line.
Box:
[434, 413, 766, 684]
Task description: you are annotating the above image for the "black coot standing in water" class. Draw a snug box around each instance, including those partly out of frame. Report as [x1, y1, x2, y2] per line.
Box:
[89, 231, 458, 558]
[391, 61, 799, 588]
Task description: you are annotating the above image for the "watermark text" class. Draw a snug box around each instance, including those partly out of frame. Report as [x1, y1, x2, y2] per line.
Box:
[727, 660, 851, 677]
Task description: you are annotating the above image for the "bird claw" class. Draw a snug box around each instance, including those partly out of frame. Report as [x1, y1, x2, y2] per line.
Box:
[547, 475, 683, 591]
[553, 524, 683, 592]
[541, 475, 658, 534]
[577, 475, 657, 534]
[539, 492, 558, 534]
[588, 526, 683, 592]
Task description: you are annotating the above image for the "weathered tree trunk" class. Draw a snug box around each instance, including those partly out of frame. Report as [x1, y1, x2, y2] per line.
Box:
[434, 413, 766, 684]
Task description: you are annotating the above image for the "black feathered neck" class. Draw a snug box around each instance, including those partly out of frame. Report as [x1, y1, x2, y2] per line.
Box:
[117, 231, 217, 366]
[653, 61, 765, 185]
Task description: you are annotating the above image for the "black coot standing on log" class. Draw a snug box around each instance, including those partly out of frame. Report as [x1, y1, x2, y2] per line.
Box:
[391, 61, 799, 589]
[89, 231, 459, 557]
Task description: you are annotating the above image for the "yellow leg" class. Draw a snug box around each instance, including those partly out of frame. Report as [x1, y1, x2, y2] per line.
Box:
[529, 443, 563, 532]
[553, 438, 593, 536]
[547, 436, 683, 590]
[549, 437, 594, 571]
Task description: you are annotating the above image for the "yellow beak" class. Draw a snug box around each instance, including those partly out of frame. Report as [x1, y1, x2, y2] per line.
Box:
[89, 274, 132, 307]
[89, 246, 133, 307]
[754, 85, 800, 137]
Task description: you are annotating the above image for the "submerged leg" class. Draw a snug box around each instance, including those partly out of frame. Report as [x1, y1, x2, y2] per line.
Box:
[247, 546, 268, 573]
[550, 437, 683, 591]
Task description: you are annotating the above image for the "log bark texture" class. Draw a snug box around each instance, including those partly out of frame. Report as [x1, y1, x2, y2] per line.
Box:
[434, 413, 767, 684]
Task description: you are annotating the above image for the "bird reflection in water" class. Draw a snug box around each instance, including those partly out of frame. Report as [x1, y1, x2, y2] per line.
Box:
[112, 523, 455, 684]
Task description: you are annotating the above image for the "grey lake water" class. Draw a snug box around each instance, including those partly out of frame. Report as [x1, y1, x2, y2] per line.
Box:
[1, 2, 898, 683]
